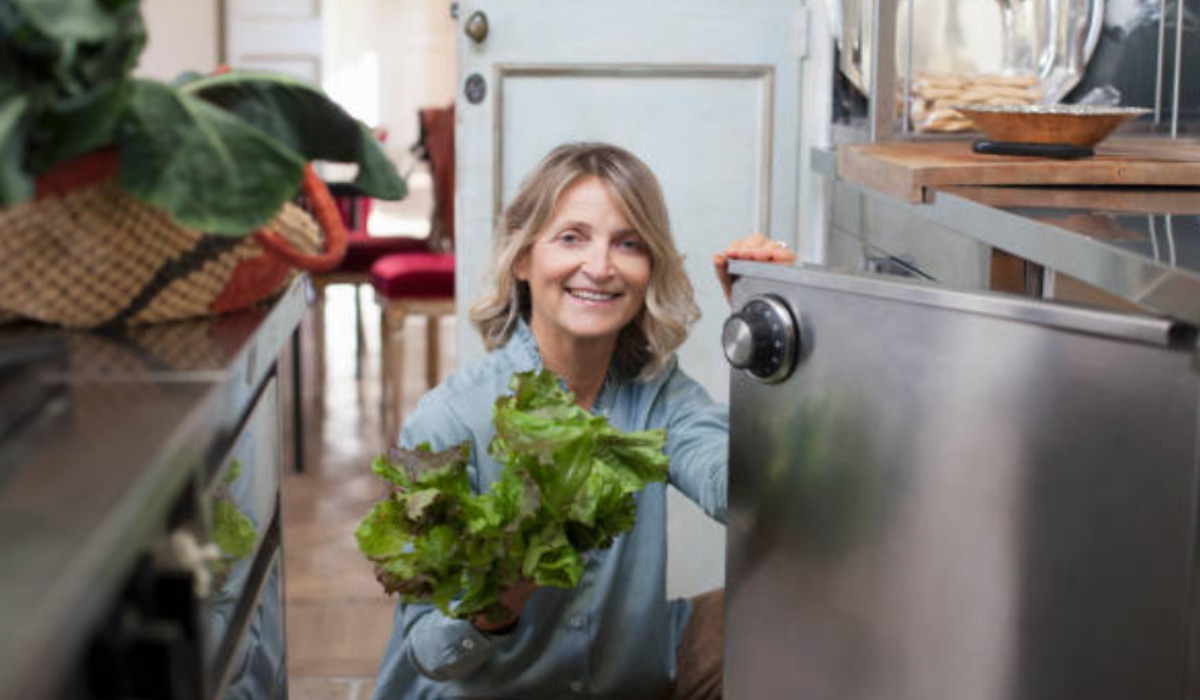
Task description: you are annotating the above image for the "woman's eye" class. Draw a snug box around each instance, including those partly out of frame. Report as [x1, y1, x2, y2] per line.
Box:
[557, 231, 582, 245]
[616, 237, 644, 252]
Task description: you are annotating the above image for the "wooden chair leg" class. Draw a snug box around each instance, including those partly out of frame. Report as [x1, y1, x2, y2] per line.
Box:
[425, 314, 440, 389]
[313, 279, 327, 416]
[354, 283, 366, 380]
[380, 304, 407, 445]
[378, 303, 390, 443]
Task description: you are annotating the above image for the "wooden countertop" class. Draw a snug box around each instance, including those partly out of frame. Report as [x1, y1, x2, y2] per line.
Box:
[837, 138, 1200, 203]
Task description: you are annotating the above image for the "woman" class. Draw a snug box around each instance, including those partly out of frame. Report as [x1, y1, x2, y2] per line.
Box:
[371, 142, 794, 700]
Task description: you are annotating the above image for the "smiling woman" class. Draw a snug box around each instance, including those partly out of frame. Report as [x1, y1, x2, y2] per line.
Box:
[369, 142, 793, 700]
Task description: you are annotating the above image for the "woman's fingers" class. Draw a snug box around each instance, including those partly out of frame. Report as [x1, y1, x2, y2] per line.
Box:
[770, 244, 797, 263]
[723, 236, 793, 261]
[716, 234, 795, 305]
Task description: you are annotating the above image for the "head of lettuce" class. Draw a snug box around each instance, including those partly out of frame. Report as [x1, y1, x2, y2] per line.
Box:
[355, 369, 670, 624]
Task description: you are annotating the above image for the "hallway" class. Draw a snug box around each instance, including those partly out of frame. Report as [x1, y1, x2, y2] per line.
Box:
[285, 172, 455, 699]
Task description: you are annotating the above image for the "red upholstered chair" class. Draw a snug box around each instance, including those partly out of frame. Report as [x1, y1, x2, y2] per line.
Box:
[309, 128, 430, 385]
[312, 187, 428, 368]
[373, 105, 455, 442]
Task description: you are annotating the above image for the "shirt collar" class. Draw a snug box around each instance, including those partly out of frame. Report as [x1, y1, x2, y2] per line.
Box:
[506, 319, 622, 413]
[507, 318, 544, 371]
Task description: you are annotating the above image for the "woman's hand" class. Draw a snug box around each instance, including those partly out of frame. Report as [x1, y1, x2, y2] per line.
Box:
[713, 232, 797, 303]
[471, 578, 537, 634]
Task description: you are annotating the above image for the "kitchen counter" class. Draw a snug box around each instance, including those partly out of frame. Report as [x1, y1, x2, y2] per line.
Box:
[0, 276, 309, 700]
[813, 146, 1200, 326]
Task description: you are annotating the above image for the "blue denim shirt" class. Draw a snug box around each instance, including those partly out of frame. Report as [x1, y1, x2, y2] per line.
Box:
[371, 322, 729, 699]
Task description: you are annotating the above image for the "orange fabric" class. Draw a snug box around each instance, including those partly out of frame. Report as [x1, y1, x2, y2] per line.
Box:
[34, 149, 119, 198]
[210, 254, 292, 314]
[254, 164, 348, 271]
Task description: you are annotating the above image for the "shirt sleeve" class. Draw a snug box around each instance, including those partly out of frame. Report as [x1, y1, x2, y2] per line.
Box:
[650, 367, 730, 524]
[389, 392, 511, 680]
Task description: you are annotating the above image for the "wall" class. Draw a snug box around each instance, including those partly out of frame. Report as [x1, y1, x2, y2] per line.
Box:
[136, 0, 220, 81]
[325, 0, 458, 166]
[138, 0, 456, 169]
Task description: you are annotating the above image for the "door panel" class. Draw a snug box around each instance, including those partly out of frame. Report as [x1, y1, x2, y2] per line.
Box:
[456, 0, 804, 598]
[498, 66, 775, 389]
[457, 0, 803, 400]
[223, 0, 322, 82]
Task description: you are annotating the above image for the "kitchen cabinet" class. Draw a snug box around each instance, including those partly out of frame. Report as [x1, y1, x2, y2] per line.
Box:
[719, 149, 1200, 698]
[723, 260, 1199, 699]
[0, 277, 309, 700]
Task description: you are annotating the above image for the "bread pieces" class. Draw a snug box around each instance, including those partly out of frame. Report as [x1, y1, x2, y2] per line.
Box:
[905, 73, 1042, 132]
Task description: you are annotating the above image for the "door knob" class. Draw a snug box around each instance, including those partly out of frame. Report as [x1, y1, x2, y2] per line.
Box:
[464, 11, 489, 43]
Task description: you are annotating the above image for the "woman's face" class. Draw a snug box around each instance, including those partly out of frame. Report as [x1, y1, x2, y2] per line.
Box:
[514, 175, 651, 353]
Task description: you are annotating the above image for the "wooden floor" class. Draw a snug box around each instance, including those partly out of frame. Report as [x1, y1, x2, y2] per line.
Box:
[286, 286, 456, 700]
[285, 160, 447, 699]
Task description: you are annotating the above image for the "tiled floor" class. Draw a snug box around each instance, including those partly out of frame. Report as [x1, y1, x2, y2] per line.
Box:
[286, 166, 448, 700]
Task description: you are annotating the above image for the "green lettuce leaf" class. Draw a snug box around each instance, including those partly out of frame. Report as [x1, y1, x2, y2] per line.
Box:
[212, 498, 255, 560]
[356, 369, 671, 621]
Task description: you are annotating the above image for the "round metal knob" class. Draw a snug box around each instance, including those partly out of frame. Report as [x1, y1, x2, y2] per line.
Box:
[722, 294, 799, 383]
[464, 11, 489, 43]
[722, 316, 756, 370]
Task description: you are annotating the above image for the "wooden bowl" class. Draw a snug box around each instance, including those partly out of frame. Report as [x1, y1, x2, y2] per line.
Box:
[954, 105, 1151, 147]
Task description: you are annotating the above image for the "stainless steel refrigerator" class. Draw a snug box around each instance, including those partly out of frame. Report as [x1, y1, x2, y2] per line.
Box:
[722, 260, 1200, 699]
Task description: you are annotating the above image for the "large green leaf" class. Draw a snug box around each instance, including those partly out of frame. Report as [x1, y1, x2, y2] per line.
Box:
[118, 79, 306, 235]
[66, 0, 144, 93]
[7, 0, 118, 45]
[351, 126, 406, 199]
[1, 0, 143, 193]
[0, 95, 33, 206]
[27, 78, 129, 173]
[3, 0, 143, 97]
[182, 70, 405, 200]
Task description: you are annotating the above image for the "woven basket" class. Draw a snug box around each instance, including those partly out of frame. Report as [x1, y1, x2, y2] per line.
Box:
[0, 150, 346, 329]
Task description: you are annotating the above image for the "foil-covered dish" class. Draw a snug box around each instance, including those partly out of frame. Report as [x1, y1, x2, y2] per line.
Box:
[839, 0, 1106, 132]
[953, 104, 1152, 145]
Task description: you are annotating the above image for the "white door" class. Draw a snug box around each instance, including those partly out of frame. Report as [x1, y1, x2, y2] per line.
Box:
[455, 0, 808, 597]
[222, 0, 324, 83]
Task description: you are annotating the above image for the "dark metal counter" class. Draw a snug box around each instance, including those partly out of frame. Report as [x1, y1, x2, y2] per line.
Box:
[0, 277, 310, 700]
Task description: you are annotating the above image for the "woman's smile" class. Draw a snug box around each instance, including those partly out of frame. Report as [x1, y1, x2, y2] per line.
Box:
[567, 287, 623, 304]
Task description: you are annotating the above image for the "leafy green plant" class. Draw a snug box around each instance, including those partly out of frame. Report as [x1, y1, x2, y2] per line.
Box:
[356, 370, 670, 623]
[0, 0, 404, 234]
[210, 459, 257, 586]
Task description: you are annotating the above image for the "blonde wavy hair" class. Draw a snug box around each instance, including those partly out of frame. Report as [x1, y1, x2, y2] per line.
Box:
[470, 142, 700, 380]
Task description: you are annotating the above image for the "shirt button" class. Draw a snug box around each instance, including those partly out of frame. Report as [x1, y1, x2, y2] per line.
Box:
[570, 680, 585, 693]
[461, 638, 475, 651]
[570, 614, 587, 629]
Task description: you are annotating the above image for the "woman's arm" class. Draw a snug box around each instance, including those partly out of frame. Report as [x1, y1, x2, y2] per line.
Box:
[651, 366, 730, 524]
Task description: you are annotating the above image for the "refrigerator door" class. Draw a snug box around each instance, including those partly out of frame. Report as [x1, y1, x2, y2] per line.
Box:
[724, 261, 1200, 700]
